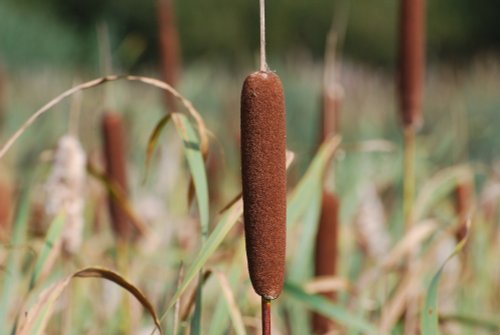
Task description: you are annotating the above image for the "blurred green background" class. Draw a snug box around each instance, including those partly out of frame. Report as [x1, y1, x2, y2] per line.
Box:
[1, 0, 500, 70]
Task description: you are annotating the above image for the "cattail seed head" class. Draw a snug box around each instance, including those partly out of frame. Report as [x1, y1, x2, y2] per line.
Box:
[454, 181, 473, 242]
[45, 135, 86, 254]
[398, 0, 425, 128]
[101, 112, 132, 241]
[241, 71, 286, 300]
[312, 190, 339, 334]
[157, 0, 181, 111]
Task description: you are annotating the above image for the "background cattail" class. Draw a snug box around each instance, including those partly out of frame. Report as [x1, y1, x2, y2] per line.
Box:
[101, 112, 133, 241]
[398, 0, 425, 128]
[0, 172, 13, 240]
[312, 190, 339, 334]
[241, 71, 286, 300]
[45, 135, 86, 254]
[157, 0, 181, 112]
[454, 180, 473, 242]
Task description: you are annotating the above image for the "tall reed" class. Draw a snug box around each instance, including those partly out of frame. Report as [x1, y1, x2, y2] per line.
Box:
[313, 191, 339, 334]
[241, 1, 286, 333]
[101, 112, 132, 242]
[157, 0, 181, 112]
[398, 0, 425, 332]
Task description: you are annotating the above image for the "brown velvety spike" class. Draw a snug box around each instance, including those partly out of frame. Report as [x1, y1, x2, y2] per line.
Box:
[0, 178, 13, 240]
[399, 0, 425, 128]
[157, 0, 181, 111]
[454, 182, 472, 242]
[101, 112, 132, 241]
[241, 71, 286, 300]
[312, 190, 339, 334]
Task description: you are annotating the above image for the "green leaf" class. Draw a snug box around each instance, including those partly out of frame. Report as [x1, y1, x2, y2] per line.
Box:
[284, 281, 380, 335]
[163, 199, 243, 315]
[287, 136, 341, 229]
[421, 235, 469, 335]
[172, 113, 209, 240]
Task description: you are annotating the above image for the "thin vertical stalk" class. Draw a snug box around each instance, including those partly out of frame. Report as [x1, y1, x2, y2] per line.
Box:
[261, 298, 271, 335]
[403, 125, 415, 231]
[259, 0, 268, 71]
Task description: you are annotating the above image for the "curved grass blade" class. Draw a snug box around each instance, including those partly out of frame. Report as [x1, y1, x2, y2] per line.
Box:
[284, 281, 380, 335]
[29, 214, 65, 290]
[144, 113, 172, 184]
[413, 165, 471, 222]
[421, 224, 470, 335]
[17, 267, 162, 335]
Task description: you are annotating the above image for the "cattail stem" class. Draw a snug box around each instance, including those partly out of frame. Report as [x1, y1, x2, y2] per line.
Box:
[403, 125, 415, 231]
[261, 298, 271, 335]
[259, 0, 268, 71]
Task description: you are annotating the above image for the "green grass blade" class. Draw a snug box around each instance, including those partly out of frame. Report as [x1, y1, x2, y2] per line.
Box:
[0, 190, 31, 334]
[421, 236, 469, 335]
[189, 274, 203, 335]
[172, 113, 209, 240]
[162, 199, 243, 317]
[284, 281, 380, 335]
[287, 136, 340, 229]
[29, 214, 66, 290]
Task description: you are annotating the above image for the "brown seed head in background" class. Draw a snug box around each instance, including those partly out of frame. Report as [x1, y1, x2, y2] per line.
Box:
[241, 71, 286, 300]
[0, 177, 13, 240]
[398, 0, 425, 129]
[454, 181, 473, 242]
[157, 0, 181, 112]
[312, 190, 339, 334]
[101, 112, 132, 241]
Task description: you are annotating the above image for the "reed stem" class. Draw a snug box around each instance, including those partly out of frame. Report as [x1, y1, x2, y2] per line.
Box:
[261, 297, 271, 335]
[403, 125, 415, 232]
[259, 0, 268, 71]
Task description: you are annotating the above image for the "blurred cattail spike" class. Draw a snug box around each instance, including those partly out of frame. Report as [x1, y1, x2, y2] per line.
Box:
[0, 172, 13, 240]
[454, 179, 473, 242]
[312, 190, 340, 334]
[45, 135, 86, 254]
[157, 0, 181, 112]
[398, 0, 425, 129]
[241, 70, 286, 301]
[101, 112, 133, 242]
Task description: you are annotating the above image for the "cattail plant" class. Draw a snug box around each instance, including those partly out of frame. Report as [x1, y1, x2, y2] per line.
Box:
[312, 191, 339, 334]
[241, 0, 286, 333]
[0, 174, 13, 240]
[398, 0, 425, 230]
[398, 2, 425, 331]
[101, 112, 133, 242]
[454, 180, 473, 242]
[157, 0, 181, 112]
[45, 135, 86, 254]
[311, 24, 343, 334]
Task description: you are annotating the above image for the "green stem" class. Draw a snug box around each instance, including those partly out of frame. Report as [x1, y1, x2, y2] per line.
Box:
[403, 125, 416, 232]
